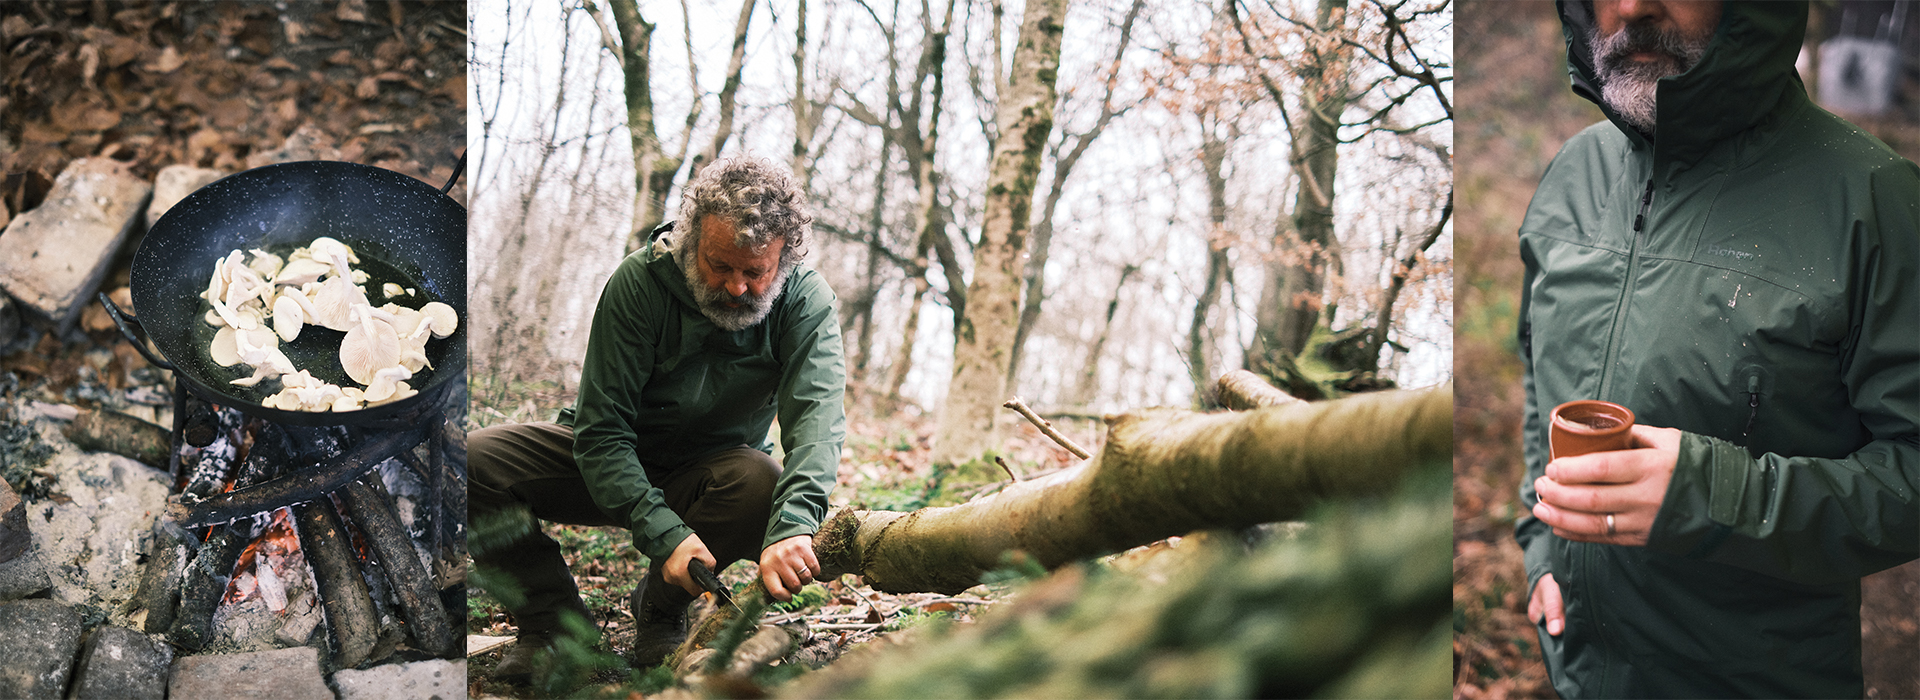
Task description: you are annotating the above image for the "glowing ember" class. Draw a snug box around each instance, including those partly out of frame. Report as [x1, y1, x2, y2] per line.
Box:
[223, 507, 301, 606]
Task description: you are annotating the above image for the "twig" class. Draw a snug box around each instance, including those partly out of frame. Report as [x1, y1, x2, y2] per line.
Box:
[907, 596, 992, 608]
[993, 456, 1021, 482]
[810, 623, 885, 632]
[1003, 396, 1092, 459]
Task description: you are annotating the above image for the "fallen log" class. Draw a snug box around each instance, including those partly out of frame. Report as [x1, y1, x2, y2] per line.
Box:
[1215, 368, 1303, 409]
[814, 384, 1450, 594]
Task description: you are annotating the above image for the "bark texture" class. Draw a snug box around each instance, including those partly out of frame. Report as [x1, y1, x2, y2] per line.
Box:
[820, 384, 1450, 593]
[929, 0, 1068, 467]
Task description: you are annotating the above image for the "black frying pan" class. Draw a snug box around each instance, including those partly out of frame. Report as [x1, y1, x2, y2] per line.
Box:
[111, 160, 465, 427]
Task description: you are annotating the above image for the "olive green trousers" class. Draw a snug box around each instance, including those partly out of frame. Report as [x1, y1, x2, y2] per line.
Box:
[468, 421, 778, 638]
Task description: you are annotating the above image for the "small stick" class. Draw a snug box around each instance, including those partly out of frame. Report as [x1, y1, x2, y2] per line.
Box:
[64, 408, 172, 469]
[992, 456, 1021, 482]
[1002, 397, 1092, 459]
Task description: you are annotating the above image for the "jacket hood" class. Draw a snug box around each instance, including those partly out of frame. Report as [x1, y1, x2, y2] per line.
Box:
[1557, 0, 1809, 162]
[642, 221, 703, 311]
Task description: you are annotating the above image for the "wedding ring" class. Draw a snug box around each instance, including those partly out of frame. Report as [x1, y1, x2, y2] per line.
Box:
[1605, 513, 1617, 536]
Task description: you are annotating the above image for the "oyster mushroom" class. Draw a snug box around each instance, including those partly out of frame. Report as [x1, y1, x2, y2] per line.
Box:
[340, 306, 401, 385]
[272, 293, 306, 342]
[210, 327, 242, 367]
[361, 366, 414, 403]
[272, 257, 332, 287]
[247, 249, 284, 280]
[419, 302, 459, 338]
[310, 276, 370, 332]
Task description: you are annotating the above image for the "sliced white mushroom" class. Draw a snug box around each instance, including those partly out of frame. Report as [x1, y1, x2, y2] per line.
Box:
[361, 365, 413, 402]
[230, 365, 275, 387]
[204, 309, 227, 327]
[247, 249, 284, 280]
[209, 297, 255, 331]
[310, 276, 369, 332]
[203, 261, 228, 304]
[419, 302, 458, 338]
[368, 381, 417, 406]
[331, 394, 363, 412]
[340, 307, 401, 385]
[272, 257, 332, 287]
[210, 327, 241, 367]
[272, 294, 305, 342]
[382, 282, 406, 298]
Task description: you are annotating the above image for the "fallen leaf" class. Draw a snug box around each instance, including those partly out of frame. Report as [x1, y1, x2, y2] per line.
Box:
[923, 602, 958, 613]
[144, 46, 185, 73]
[355, 76, 379, 99]
[336, 0, 369, 24]
[264, 56, 298, 71]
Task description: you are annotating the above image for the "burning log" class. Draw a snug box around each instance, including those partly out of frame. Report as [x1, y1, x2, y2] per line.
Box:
[168, 523, 251, 651]
[168, 426, 425, 528]
[130, 520, 193, 634]
[63, 408, 173, 470]
[338, 478, 454, 657]
[295, 497, 381, 670]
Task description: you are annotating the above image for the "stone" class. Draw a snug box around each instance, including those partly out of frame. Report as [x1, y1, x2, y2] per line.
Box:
[146, 165, 228, 229]
[0, 550, 49, 602]
[0, 294, 20, 350]
[0, 158, 152, 332]
[69, 625, 170, 700]
[0, 477, 28, 565]
[167, 646, 335, 700]
[332, 658, 464, 700]
[0, 599, 85, 699]
[246, 123, 341, 169]
[18, 409, 172, 626]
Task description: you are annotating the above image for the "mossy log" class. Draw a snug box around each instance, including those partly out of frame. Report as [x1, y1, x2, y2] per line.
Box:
[814, 384, 1450, 594]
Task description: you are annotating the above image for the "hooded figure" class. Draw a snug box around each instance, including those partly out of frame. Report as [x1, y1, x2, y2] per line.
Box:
[1515, 1, 1918, 697]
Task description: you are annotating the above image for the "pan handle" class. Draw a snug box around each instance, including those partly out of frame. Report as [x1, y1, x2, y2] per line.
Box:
[440, 150, 466, 195]
[98, 292, 177, 372]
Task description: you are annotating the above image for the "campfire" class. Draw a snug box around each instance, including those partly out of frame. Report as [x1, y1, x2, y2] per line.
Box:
[129, 376, 464, 669]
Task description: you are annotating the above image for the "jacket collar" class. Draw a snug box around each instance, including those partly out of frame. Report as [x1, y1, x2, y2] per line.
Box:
[1557, 0, 1809, 166]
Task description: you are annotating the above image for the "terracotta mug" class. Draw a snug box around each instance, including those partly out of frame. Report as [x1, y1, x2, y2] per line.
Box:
[1549, 400, 1635, 459]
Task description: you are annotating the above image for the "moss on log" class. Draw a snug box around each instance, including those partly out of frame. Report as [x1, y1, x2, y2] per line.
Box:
[814, 385, 1450, 594]
[785, 463, 1452, 699]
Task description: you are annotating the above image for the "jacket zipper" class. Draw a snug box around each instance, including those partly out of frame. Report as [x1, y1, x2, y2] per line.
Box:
[1597, 179, 1656, 398]
[1741, 375, 1761, 440]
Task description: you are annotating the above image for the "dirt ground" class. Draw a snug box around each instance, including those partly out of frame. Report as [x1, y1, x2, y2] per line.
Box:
[1453, 2, 1919, 699]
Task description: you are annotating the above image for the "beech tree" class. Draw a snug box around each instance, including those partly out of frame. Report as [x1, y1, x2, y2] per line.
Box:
[929, 0, 1071, 469]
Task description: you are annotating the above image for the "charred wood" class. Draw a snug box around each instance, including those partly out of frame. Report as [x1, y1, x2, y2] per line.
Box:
[167, 427, 425, 528]
[167, 522, 249, 651]
[295, 496, 381, 670]
[63, 408, 172, 470]
[339, 478, 455, 657]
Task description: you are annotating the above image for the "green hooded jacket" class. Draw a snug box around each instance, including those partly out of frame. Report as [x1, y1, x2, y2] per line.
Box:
[559, 223, 847, 565]
[1516, 1, 1919, 696]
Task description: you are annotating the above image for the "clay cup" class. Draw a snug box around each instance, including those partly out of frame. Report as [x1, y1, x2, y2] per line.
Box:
[1549, 400, 1636, 460]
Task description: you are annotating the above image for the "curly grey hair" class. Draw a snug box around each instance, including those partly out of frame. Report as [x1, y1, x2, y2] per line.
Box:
[674, 155, 813, 271]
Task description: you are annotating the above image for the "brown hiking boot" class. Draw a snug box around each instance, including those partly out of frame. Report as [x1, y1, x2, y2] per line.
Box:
[627, 567, 695, 667]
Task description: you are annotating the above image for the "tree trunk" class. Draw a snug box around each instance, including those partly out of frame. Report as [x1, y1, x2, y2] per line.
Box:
[930, 0, 1068, 468]
[603, 0, 697, 253]
[821, 384, 1450, 593]
[1247, 0, 1351, 388]
[1069, 263, 1137, 407]
[1007, 0, 1144, 393]
[1187, 129, 1232, 403]
[696, 0, 758, 170]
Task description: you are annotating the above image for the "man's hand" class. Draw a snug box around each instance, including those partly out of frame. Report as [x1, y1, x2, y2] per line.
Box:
[663, 533, 717, 597]
[1528, 573, 1565, 636]
[759, 535, 819, 603]
[1532, 424, 1682, 546]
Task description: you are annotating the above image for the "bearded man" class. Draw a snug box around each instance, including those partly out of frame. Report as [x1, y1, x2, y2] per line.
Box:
[1514, 1, 1917, 697]
[471, 156, 845, 681]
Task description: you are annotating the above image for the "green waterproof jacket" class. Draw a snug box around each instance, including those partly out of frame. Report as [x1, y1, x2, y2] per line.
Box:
[1516, 1, 1919, 697]
[560, 223, 847, 564]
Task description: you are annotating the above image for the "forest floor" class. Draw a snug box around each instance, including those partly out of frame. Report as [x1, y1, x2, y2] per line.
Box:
[463, 376, 1108, 698]
[1453, 3, 1918, 699]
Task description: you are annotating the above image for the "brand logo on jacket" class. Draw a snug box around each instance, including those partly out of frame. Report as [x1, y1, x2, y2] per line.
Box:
[1705, 245, 1757, 261]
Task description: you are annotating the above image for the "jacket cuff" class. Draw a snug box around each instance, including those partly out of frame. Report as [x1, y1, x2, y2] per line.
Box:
[1647, 431, 1748, 559]
[639, 523, 695, 565]
[763, 513, 817, 553]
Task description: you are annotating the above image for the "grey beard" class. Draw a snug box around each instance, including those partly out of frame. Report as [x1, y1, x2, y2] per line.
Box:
[1589, 22, 1712, 133]
[679, 251, 791, 332]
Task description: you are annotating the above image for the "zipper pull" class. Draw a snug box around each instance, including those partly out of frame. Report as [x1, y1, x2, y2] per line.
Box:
[1742, 375, 1761, 439]
[1634, 180, 1654, 232]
